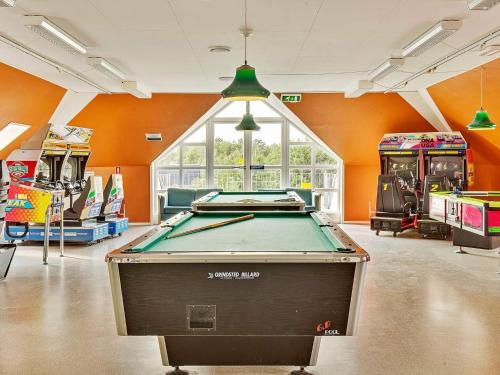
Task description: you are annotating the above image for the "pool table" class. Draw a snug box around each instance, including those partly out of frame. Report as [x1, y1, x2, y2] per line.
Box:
[106, 211, 369, 374]
[191, 191, 306, 212]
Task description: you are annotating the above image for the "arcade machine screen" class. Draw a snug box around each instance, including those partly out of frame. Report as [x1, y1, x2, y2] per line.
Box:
[387, 156, 418, 190]
[36, 154, 66, 183]
[63, 157, 79, 182]
[36, 159, 51, 182]
[430, 156, 464, 188]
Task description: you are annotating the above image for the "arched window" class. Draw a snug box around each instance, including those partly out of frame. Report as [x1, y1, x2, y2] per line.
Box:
[153, 100, 342, 220]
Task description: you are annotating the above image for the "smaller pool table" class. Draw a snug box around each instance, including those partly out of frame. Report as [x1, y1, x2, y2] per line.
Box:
[191, 191, 306, 212]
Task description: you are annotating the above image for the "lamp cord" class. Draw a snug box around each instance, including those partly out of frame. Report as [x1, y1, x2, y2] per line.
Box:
[244, 0, 247, 65]
[480, 67, 483, 110]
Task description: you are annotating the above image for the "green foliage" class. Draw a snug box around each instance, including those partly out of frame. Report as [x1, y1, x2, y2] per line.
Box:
[289, 145, 311, 165]
[183, 146, 206, 166]
[252, 139, 280, 165]
[214, 138, 244, 165]
[290, 168, 311, 188]
[316, 149, 337, 166]
[214, 169, 243, 191]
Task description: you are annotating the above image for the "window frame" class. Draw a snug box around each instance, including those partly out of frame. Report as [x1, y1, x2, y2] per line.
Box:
[153, 100, 343, 221]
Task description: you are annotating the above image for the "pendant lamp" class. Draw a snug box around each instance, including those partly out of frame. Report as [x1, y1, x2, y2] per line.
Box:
[221, 0, 270, 101]
[467, 67, 496, 131]
[235, 102, 260, 131]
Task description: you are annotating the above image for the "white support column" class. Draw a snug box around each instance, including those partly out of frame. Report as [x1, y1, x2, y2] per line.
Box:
[49, 91, 97, 125]
[399, 89, 451, 132]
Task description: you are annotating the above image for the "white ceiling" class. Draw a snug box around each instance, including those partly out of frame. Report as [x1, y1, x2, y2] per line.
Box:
[0, 0, 499, 94]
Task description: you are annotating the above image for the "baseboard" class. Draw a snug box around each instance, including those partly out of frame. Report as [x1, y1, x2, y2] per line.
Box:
[343, 221, 370, 225]
[129, 222, 152, 226]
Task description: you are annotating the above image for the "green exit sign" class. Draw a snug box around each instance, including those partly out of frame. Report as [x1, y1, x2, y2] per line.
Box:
[281, 93, 302, 103]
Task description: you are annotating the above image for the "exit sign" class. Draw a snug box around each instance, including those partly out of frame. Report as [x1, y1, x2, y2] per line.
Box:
[281, 93, 302, 103]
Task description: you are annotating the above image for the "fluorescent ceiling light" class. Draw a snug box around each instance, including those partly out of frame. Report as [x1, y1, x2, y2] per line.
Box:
[368, 58, 404, 82]
[479, 44, 500, 56]
[88, 57, 126, 81]
[468, 0, 500, 10]
[24, 15, 87, 54]
[122, 81, 152, 99]
[401, 20, 462, 57]
[0, 0, 15, 7]
[0, 122, 29, 151]
[345, 80, 374, 98]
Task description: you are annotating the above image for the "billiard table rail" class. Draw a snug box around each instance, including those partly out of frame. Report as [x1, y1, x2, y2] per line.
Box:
[191, 191, 306, 212]
[105, 211, 369, 264]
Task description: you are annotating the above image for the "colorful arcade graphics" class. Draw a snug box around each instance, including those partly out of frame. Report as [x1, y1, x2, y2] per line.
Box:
[99, 173, 128, 236]
[429, 191, 500, 272]
[379, 132, 473, 192]
[374, 131, 473, 238]
[429, 191, 500, 236]
[6, 184, 63, 224]
[4, 124, 108, 250]
[0, 160, 16, 280]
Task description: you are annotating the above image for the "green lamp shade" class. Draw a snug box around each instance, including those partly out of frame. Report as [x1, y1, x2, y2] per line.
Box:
[467, 109, 496, 131]
[235, 113, 260, 131]
[221, 64, 270, 101]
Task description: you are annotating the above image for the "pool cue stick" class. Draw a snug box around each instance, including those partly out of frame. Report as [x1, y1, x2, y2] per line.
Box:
[166, 214, 254, 240]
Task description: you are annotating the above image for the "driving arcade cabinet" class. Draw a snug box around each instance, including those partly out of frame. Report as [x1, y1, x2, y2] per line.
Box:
[370, 175, 417, 236]
[99, 172, 128, 236]
[0, 160, 16, 280]
[417, 175, 452, 239]
[4, 124, 108, 246]
[373, 132, 473, 236]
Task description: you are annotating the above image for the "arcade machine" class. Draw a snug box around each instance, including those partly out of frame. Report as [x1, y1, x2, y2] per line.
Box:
[98, 171, 128, 236]
[4, 124, 108, 246]
[417, 175, 452, 239]
[370, 175, 418, 236]
[372, 132, 472, 236]
[0, 160, 16, 279]
[4, 154, 64, 264]
[429, 191, 500, 273]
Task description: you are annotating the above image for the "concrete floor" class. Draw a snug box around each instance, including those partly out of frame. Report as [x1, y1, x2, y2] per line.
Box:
[0, 225, 499, 375]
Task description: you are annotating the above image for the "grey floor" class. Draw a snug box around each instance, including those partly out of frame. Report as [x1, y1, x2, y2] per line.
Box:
[1, 225, 499, 375]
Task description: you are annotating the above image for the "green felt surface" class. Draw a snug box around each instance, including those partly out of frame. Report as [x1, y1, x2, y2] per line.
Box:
[135, 213, 337, 253]
[207, 192, 292, 204]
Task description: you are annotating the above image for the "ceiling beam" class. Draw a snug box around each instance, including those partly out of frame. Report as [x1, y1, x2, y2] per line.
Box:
[399, 89, 451, 132]
[50, 90, 97, 125]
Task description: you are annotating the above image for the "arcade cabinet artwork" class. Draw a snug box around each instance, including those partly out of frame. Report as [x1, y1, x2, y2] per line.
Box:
[429, 191, 500, 273]
[371, 132, 473, 237]
[4, 124, 109, 248]
[98, 171, 128, 236]
[0, 160, 16, 280]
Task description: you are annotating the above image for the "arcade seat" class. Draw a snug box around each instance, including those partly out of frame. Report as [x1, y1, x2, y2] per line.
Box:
[417, 175, 451, 239]
[0, 160, 16, 280]
[370, 175, 417, 236]
[64, 176, 102, 226]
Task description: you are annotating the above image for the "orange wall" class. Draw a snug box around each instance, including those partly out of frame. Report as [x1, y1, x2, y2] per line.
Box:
[0, 63, 66, 160]
[283, 93, 434, 221]
[71, 94, 220, 222]
[0, 62, 434, 222]
[73, 92, 433, 222]
[428, 59, 500, 191]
